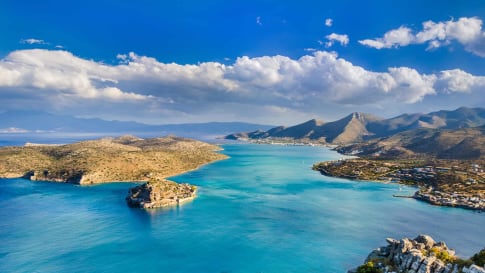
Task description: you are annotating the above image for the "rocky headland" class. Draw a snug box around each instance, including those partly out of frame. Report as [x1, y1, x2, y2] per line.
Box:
[0, 135, 227, 209]
[349, 235, 485, 273]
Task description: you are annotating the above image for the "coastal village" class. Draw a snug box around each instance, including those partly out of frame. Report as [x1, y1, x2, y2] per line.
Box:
[313, 159, 485, 211]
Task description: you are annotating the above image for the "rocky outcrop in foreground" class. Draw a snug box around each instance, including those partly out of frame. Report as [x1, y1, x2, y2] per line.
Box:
[126, 179, 197, 209]
[349, 235, 485, 273]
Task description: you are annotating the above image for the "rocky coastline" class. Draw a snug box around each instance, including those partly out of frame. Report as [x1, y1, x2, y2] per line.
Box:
[349, 235, 485, 273]
[313, 159, 485, 211]
[126, 179, 197, 209]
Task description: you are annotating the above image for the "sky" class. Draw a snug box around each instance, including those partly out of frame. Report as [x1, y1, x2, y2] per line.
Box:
[1, 0, 485, 125]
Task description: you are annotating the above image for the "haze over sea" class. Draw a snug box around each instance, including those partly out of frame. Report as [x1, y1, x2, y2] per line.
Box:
[1, 143, 484, 273]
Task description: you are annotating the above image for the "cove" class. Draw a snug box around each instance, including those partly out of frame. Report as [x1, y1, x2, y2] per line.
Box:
[1, 144, 483, 273]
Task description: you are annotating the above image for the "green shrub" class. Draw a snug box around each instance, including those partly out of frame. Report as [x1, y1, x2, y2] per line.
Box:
[430, 247, 456, 264]
[356, 262, 382, 273]
[471, 248, 485, 267]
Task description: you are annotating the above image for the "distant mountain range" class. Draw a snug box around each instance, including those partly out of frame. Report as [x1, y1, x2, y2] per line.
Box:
[226, 107, 485, 145]
[0, 110, 274, 138]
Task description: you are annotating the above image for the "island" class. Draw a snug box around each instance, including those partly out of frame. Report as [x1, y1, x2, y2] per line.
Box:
[349, 234, 485, 273]
[126, 179, 198, 209]
[0, 135, 228, 208]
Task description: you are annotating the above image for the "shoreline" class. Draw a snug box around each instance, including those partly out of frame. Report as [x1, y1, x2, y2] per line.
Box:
[313, 159, 485, 212]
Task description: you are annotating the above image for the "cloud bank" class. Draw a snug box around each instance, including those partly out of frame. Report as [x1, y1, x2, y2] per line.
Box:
[359, 17, 485, 57]
[0, 49, 483, 123]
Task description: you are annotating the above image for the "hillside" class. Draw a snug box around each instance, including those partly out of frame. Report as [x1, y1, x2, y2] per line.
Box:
[337, 126, 485, 160]
[313, 126, 485, 210]
[0, 135, 227, 184]
[225, 107, 485, 145]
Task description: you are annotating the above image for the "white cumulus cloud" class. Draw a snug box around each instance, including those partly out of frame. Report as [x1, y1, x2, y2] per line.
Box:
[0, 49, 483, 123]
[325, 18, 333, 27]
[359, 26, 414, 49]
[359, 17, 485, 57]
[325, 33, 349, 47]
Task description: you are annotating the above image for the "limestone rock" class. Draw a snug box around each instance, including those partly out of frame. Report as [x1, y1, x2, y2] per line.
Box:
[349, 235, 485, 273]
[415, 234, 435, 249]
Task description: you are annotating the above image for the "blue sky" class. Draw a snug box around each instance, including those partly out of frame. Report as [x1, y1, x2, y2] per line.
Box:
[1, 0, 485, 124]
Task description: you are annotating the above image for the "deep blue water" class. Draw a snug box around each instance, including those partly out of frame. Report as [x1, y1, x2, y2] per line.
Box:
[0, 144, 484, 273]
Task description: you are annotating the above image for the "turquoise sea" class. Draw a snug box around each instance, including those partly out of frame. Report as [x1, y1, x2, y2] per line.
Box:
[1, 144, 484, 273]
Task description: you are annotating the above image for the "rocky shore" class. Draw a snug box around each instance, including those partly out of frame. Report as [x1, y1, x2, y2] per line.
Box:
[126, 179, 197, 209]
[349, 235, 485, 273]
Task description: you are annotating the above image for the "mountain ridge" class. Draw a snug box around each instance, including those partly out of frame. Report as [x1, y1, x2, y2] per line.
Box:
[225, 107, 485, 145]
[0, 110, 274, 137]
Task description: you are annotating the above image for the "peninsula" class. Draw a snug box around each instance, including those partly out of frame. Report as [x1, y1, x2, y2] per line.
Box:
[0, 135, 228, 208]
[313, 126, 485, 211]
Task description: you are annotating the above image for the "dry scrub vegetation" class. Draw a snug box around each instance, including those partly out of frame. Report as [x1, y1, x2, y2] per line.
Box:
[0, 135, 227, 184]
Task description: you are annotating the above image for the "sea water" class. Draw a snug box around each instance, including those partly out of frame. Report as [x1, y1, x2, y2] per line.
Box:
[0, 144, 483, 273]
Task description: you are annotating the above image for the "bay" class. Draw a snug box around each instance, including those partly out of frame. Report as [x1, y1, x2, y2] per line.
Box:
[0, 144, 483, 273]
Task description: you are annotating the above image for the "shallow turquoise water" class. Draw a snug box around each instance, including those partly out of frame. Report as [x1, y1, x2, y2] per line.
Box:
[1, 144, 484, 273]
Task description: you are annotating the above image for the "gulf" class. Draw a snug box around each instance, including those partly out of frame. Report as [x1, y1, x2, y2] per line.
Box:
[0, 143, 483, 273]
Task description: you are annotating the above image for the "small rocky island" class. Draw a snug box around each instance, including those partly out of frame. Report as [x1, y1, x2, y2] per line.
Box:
[349, 235, 485, 273]
[126, 179, 197, 209]
[0, 135, 227, 209]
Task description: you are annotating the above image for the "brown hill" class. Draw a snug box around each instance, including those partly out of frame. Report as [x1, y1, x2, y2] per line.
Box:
[225, 112, 380, 144]
[0, 135, 227, 184]
[337, 126, 485, 160]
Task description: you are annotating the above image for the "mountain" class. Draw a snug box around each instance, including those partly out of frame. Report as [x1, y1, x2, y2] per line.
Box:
[0, 110, 273, 138]
[337, 125, 485, 160]
[226, 113, 380, 144]
[226, 107, 485, 145]
[367, 107, 485, 136]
